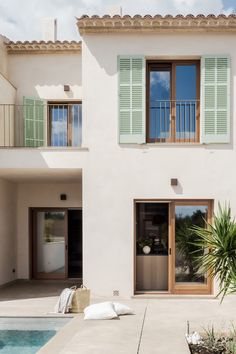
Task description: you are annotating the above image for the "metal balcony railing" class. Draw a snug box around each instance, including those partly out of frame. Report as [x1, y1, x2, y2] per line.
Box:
[0, 103, 82, 147]
[149, 100, 200, 143]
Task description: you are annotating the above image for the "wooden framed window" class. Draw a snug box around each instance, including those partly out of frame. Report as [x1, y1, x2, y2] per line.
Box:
[146, 60, 200, 143]
[48, 102, 82, 147]
[134, 199, 213, 295]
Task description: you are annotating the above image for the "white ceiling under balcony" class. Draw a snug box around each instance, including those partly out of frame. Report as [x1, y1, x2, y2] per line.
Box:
[0, 168, 82, 183]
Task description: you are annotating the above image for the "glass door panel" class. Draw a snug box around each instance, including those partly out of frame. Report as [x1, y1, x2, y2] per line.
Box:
[50, 105, 68, 147]
[71, 104, 82, 147]
[174, 204, 208, 288]
[136, 203, 169, 292]
[149, 65, 171, 141]
[175, 64, 197, 140]
[49, 103, 82, 147]
[34, 210, 67, 279]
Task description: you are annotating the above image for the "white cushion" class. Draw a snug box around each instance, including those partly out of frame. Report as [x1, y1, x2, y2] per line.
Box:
[113, 302, 134, 316]
[84, 302, 118, 320]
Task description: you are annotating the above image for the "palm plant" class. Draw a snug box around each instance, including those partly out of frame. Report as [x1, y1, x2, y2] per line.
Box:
[176, 210, 205, 282]
[191, 203, 236, 301]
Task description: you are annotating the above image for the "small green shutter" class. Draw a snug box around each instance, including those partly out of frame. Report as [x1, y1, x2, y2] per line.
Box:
[118, 56, 145, 143]
[201, 56, 230, 143]
[24, 97, 46, 147]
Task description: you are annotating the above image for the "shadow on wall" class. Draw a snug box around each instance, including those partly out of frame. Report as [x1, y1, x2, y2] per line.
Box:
[172, 182, 183, 195]
[10, 54, 82, 100]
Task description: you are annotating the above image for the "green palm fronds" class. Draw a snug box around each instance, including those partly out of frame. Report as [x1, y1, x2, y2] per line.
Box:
[191, 203, 236, 301]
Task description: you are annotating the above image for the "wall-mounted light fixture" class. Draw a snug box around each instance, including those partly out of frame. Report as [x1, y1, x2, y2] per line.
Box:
[64, 85, 70, 92]
[60, 194, 67, 201]
[171, 178, 178, 186]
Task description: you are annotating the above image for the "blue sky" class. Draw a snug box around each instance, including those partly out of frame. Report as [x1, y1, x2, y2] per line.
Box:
[0, 0, 235, 41]
[223, 0, 236, 9]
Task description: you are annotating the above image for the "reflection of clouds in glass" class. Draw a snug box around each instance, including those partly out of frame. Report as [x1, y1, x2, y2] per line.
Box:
[51, 104, 82, 147]
[176, 206, 207, 217]
[151, 71, 170, 91]
[52, 121, 67, 135]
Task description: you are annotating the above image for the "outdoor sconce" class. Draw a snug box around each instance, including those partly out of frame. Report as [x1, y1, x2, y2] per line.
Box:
[64, 85, 70, 92]
[171, 178, 178, 186]
[60, 194, 67, 201]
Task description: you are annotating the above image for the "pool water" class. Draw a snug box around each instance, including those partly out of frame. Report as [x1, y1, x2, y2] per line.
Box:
[0, 330, 56, 354]
[0, 317, 72, 354]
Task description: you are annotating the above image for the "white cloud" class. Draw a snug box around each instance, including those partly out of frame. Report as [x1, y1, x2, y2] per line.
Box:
[151, 72, 170, 92]
[0, 0, 233, 41]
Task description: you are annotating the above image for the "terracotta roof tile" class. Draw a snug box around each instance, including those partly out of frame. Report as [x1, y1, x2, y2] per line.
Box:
[77, 14, 236, 34]
[5, 40, 82, 54]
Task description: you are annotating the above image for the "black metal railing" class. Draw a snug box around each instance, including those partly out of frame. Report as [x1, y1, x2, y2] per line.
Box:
[149, 100, 200, 142]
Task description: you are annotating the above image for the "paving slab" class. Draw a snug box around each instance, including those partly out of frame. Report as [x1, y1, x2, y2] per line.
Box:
[0, 281, 236, 354]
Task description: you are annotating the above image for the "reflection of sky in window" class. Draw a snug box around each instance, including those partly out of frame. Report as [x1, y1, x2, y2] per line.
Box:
[71, 104, 82, 147]
[176, 65, 196, 100]
[149, 65, 197, 139]
[51, 104, 82, 147]
[150, 71, 170, 102]
[176, 65, 196, 136]
[175, 206, 207, 218]
[51, 106, 68, 147]
[150, 70, 170, 139]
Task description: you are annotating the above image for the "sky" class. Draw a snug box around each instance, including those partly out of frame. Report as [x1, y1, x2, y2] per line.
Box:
[0, 0, 235, 41]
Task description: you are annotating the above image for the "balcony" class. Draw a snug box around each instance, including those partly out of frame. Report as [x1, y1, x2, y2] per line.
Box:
[0, 103, 82, 148]
[148, 100, 200, 143]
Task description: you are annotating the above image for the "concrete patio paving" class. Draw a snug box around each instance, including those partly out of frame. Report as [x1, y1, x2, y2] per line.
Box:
[0, 281, 235, 353]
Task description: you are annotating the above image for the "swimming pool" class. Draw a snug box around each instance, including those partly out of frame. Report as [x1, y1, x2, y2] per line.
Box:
[0, 317, 72, 354]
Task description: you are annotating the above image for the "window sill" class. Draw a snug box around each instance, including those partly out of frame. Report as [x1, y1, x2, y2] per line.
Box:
[119, 142, 203, 148]
[0, 146, 89, 151]
[146, 142, 202, 146]
[37, 146, 89, 151]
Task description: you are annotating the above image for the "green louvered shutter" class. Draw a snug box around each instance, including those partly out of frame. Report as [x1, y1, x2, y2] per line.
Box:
[118, 56, 145, 143]
[201, 56, 230, 143]
[24, 97, 46, 147]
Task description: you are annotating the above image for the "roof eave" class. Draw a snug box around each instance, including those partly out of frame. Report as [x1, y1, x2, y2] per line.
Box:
[5, 40, 82, 54]
[77, 14, 236, 35]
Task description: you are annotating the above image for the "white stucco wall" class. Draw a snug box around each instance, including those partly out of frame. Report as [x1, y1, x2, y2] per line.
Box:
[0, 31, 234, 297]
[0, 74, 16, 104]
[81, 32, 236, 297]
[0, 179, 16, 286]
[16, 182, 82, 279]
[8, 52, 82, 103]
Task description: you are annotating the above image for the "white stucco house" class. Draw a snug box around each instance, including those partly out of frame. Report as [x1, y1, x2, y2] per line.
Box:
[0, 13, 235, 298]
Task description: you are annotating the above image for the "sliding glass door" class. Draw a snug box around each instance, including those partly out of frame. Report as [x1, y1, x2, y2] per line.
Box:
[135, 200, 212, 294]
[32, 209, 67, 279]
[172, 201, 212, 294]
[135, 203, 170, 292]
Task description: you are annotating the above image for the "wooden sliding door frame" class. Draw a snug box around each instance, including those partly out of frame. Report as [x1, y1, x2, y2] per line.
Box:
[134, 200, 172, 294]
[171, 200, 213, 295]
[134, 199, 213, 295]
[30, 207, 68, 280]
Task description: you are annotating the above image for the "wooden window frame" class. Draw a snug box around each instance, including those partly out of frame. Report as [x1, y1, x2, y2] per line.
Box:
[48, 101, 82, 147]
[146, 60, 200, 143]
[134, 199, 213, 295]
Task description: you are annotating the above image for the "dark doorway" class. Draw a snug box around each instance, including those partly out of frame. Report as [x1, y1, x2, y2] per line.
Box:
[68, 209, 82, 278]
